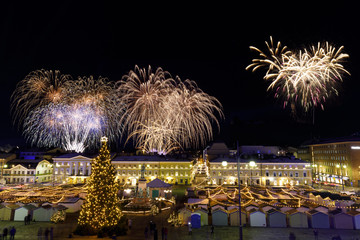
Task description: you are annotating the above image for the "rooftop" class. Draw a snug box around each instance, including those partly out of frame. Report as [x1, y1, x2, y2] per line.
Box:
[5, 158, 51, 169]
[311, 135, 360, 145]
[210, 156, 308, 164]
[54, 153, 94, 159]
[112, 155, 191, 162]
[146, 178, 172, 188]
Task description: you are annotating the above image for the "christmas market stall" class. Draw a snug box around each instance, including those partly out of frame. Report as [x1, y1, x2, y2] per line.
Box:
[348, 211, 360, 230]
[178, 207, 192, 225]
[266, 208, 287, 228]
[0, 204, 17, 221]
[14, 204, 37, 221]
[146, 178, 172, 199]
[307, 210, 330, 229]
[211, 208, 228, 226]
[33, 205, 56, 221]
[58, 197, 83, 213]
[229, 208, 247, 227]
[193, 208, 208, 226]
[329, 209, 354, 229]
[249, 209, 266, 227]
[286, 209, 308, 228]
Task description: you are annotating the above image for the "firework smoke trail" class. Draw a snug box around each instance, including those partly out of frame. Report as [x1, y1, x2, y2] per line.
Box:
[118, 65, 223, 154]
[246, 37, 350, 111]
[12, 70, 123, 152]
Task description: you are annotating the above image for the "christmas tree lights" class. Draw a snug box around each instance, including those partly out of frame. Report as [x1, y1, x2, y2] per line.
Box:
[77, 136, 122, 234]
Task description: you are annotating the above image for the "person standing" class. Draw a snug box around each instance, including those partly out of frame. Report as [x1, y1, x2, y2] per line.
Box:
[164, 227, 168, 240]
[49, 227, 53, 240]
[144, 227, 149, 240]
[3, 227, 8, 240]
[313, 229, 318, 240]
[149, 221, 153, 235]
[188, 223, 192, 235]
[9, 227, 15, 240]
[128, 219, 132, 230]
[211, 225, 214, 234]
[27, 214, 31, 225]
[37, 228, 42, 240]
[153, 228, 158, 240]
[44, 228, 49, 240]
[289, 232, 296, 240]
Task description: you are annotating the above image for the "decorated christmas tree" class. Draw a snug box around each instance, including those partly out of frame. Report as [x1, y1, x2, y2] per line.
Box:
[76, 136, 123, 235]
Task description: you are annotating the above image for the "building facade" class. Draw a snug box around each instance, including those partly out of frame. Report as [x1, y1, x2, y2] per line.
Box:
[53, 154, 193, 185]
[53, 153, 93, 184]
[112, 155, 192, 186]
[209, 157, 312, 186]
[52, 152, 311, 187]
[310, 137, 360, 187]
[2, 159, 53, 184]
[0, 153, 16, 184]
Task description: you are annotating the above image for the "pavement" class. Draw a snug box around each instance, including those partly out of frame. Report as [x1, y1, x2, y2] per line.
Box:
[69, 209, 360, 240]
[2, 208, 360, 240]
[0, 212, 77, 239]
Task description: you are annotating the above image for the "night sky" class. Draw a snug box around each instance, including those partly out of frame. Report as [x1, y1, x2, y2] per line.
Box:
[1, 2, 359, 150]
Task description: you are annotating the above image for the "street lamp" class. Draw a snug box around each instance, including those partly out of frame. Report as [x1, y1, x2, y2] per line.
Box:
[336, 164, 345, 191]
[222, 161, 228, 184]
[311, 164, 318, 187]
[236, 143, 243, 240]
[249, 161, 256, 186]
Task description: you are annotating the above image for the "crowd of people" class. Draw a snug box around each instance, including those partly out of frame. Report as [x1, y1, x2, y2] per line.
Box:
[0, 223, 53, 240]
[37, 227, 53, 240]
[142, 220, 168, 240]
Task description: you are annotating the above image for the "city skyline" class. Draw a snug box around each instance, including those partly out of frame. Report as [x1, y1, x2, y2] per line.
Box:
[1, 3, 360, 150]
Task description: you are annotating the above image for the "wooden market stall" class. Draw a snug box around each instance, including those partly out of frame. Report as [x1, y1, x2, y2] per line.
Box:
[266, 209, 287, 228]
[211, 208, 228, 226]
[287, 209, 308, 228]
[249, 209, 266, 227]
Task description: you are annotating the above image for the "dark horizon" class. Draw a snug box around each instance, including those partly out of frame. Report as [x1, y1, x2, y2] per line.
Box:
[1, 3, 359, 151]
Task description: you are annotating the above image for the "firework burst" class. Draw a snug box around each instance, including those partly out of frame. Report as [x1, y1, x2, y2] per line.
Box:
[117, 65, 223, 154]
[117, 65, 173, 135]
[23, 103, 105, 152]
[165, 78, 223, 149]
[246, 37, 350, 111]
[11, 69, 72, 125]
[65, 75, 124, 144]
[12, 70, 123, 152]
